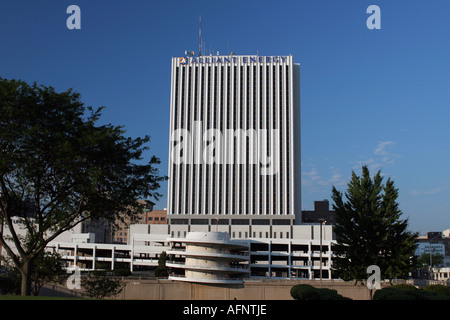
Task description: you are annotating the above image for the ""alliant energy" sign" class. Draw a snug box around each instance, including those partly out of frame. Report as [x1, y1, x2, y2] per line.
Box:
[178, 56, 289, 65]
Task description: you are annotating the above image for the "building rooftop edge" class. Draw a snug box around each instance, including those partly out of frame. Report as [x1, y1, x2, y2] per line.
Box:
[173, 54, 294, 58]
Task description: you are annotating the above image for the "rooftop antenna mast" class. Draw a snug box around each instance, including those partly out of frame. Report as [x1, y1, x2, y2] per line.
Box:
[199, 15, 202, 56]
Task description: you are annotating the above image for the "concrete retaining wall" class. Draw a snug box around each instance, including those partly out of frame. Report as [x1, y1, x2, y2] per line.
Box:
[117, 278, 374, 300]
[42, 278, 376, 300]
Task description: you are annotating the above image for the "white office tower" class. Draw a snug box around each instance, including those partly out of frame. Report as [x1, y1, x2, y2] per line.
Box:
[167, 54, 301, 238]
[43, 55, 335, 281]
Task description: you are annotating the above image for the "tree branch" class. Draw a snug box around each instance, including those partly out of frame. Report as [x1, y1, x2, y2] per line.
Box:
[0, 174, 27, 263]
[30, 194, 89, 260]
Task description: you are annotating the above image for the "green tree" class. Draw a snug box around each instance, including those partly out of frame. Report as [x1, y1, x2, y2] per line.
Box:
[0, 251, 66, 295]
[154, 251, 168, 277]
[30, 251, 67, 296]
[416, 253, 444, 268]
[0, 78, 167, 295]
[331, 165, 417, 285]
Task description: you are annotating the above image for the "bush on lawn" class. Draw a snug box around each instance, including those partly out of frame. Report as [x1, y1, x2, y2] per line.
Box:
[422, 284, 450, 297]
[373, 284, 450, 300]
[290, 284, 351, 300]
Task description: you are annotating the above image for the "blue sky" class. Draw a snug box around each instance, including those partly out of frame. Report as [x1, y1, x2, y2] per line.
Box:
[1, 0, 449, 234]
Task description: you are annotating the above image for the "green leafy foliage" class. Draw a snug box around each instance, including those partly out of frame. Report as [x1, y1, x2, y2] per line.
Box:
[154, 251, 169, 277]
[0, 251, 65, 295]
[373, 284, 450, 300]
[0, 78, 167, 295]
[331, 165, 418, 284]
[290, 284, 351, 300]
[422, 284, 450, 296]
[81, 273, 125, 299]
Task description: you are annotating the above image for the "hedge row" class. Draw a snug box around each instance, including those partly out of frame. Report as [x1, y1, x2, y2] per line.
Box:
[373, 284, 450, 300]
[290, 283, 450, 300]
[290, 284, 351, 300]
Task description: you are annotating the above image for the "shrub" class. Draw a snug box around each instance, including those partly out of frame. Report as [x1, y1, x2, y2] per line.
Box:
[0, 274, 20, 295]
[373, 287, 423, 300]
[390, 284, 417, 291]
[373, 284, 450, 300]
[423, 284, 450, 297]
[290, 284, 351, 300]
[290, 284, 319, 300]
[81, 273, 125, 299]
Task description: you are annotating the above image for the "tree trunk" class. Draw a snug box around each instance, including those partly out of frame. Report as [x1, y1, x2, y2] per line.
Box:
[20, 259, 32, 296]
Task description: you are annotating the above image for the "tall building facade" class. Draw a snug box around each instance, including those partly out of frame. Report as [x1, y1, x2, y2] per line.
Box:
[42, 55, 337, 281]
[167, 54, 301, 234]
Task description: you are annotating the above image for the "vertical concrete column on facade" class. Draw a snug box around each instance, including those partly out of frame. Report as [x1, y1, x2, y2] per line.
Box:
[74, 244, 78, 269]
[308, 242, 312, 280]
[130, 236, 134, 272]
[112, 246, 115, 270]
[288, 241, 292, 279]
[93, 245, 96, 270]
[328, 243, 332, 279]
[268, 241, 272, 277]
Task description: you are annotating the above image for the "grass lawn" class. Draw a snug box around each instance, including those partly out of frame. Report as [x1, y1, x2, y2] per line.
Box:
[0, 294, 88, 300]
